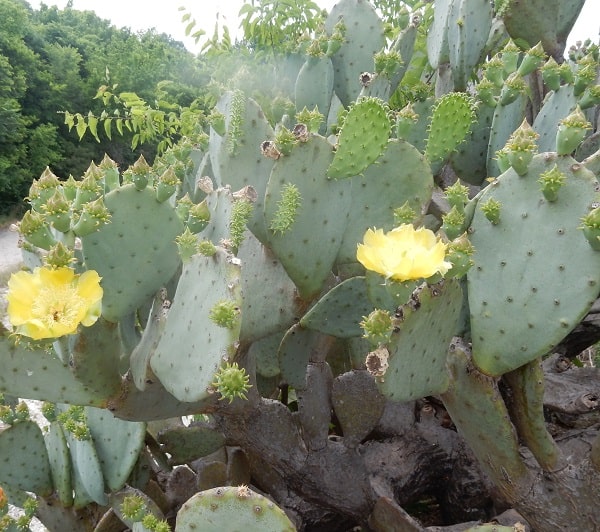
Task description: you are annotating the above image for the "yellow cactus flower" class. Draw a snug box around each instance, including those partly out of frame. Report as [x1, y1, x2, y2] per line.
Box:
[7, 267, 103, 340]
[357, 224, 451, 282]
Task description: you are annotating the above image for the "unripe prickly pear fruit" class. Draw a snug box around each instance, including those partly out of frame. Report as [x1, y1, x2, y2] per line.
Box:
[480, 198, 501, 225]
[556, 106, 591, 155]
[517, 42, 546, 76]
[581, 206, 600, 251]
[538, 164, 566, 202]
[19, 210, 55, 249]
[360, 309, 394, 346]
[504, 119, 539, 175]
[540, 57, 562, 91]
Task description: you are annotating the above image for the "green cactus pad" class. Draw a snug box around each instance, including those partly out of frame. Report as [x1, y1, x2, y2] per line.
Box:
[325, 0, 385, 107]
[300, 277, 372, 338]
[264, 135, 352, 299]
[157, 424, 225, 465]
[441, 338, 529, 494]
[175, 485, 296, 531]
[237, 232, 302, 344]
[425, 92, 476, 171]
[327, 97, 390, 179]
[63, 427, 108, 506]
[278, 324, 325, 391]
[110, 486, 165, 529]
[487, 92, 529, 177]
[85, 406, 146, 492]
[150, 248, 242, 402]
[374, 279, 463, 402]
[0, 335, 110, 406]
[295, 55, 334, 128]
[426, 0, 452, 69]
[81, 184, 183, 322]
[447, 0, 493, 90]
[336, 138, 434, 266]
[209, 92, 275, 242]
[468, 153, 600, 376]
[250, 330, 285, 378]
[70, 318, 123, 399]
[0, 420, 53, 496]
[44, 421, 74, 506]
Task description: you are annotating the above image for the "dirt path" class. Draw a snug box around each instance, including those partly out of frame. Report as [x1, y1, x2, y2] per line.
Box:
[0, 223, 21, 278]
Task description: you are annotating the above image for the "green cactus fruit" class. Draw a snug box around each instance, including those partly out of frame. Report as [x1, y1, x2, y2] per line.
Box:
[81, 184, 183, 322]
[498, 72, 526, 106]
[19, 210, 55, 250]
[447, 0, 493, 90]
[580, 206, 600, 252]
[540, 56, 562, 91]
[336, 138, 433, 266]
[467, 153, 600, 376]
[300, 277, 373, 338]
[538, 163, 566, 202]
[264, 135, 352, 299]
[110, 487, 165, 529]
[503, 119, 539, 176]
[327, 97, 390, 179]
[517, 42, 546, 77]
[175, 485, 296, 531]
[369, 279, 463, 402]
[150, 247, 241, 402]
[532, 86, 577, 152]
[325, 0, 385, 107]
[555, 106, 591, 155]
[425, 92, 476, 172]
[0, 420, 53, 496]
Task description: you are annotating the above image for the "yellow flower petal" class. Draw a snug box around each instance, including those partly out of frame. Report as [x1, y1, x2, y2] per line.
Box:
[6, 266, 103, 340]
[357, 224, 450, 282]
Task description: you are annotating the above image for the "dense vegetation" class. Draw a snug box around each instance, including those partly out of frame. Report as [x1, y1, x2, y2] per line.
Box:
[0, 0, 208, 213]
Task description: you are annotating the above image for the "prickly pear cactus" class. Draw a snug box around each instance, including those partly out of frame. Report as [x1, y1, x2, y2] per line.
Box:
[467, 153, 600, 375]
[175, 485, 296, 531]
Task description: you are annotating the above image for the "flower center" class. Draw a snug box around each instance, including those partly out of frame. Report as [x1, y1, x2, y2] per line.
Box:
[33, 285, 85, 330]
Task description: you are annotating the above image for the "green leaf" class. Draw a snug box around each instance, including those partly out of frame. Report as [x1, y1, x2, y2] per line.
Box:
[104, 118, 112, 140]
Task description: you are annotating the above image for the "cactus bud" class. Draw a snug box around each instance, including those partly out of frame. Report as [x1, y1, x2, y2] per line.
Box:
[130, 155, 152, 190]
[175, 227, 199, 262]
[44, 189, 72, 233]
[62, 175, 79, 201]
[361, 309, 394, 345]
[556, 106, 591, 155]
[578, 85, 600, 110]
[73, 173, 102, 209]
[156, 167, 179, 202]
[209, 300, 240, 329]
[574, 63, 597, 97]
[41, 401, 57, 422]
[445, 182, 470, 212]
[501, 39, 520, 75]
[175, 193, 193, 222]
[20, 210, 55, 250]
[517, 42, 545, 76]
[14, 401, 29, 422]
[45, 242, 75, 269]
[0, 405, 15, 425]
[295, 107, 324, 133]
[580, 206, 600, 251]
[374, 50, 402, 79]
[495, 146, 511, 174]
[445, 233, 475, 279]
[120, 495, 147, 522]
[476, 78, 499, 107]
[540, 57, 561, 91]
[393, 201, 416, 225]
[99, 154, 120, 191]
[538, 164, 566, 202]
[187, 200, 210, 233]
[209, 110, 226, 136]
[72, 197, 111, 237]
[198, 239, 217, 257]
[504, 119, 539, 175]
[274, 126, 296, 156]
[499, 72, 526, 106]
[395, 103, 418, 139]
[481, 198, 501, 225]
[482, 54, 506, 88]
[211, 362, 251, 403]
[442, 206, 466, 240]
